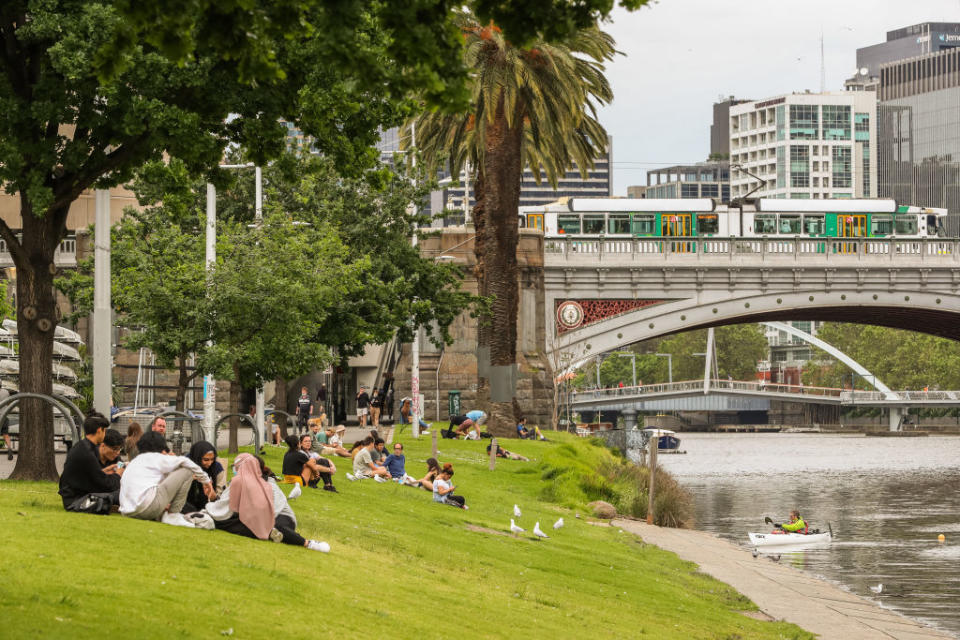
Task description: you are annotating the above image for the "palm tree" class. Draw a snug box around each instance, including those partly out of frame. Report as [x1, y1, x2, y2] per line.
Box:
[409, 12, 616, 436]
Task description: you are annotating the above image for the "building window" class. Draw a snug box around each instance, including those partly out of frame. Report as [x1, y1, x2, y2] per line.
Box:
[721, 184, 730, 202]
[790, 145, 810, 187]
[776, 146, 786, 189]
[700, 184, 719, 198]
[832, 147, 852, 188]
[681, 184, 699, 198]
[776, 105, 786, 141]
[789, 193, 812, 198]
[822, 105, 851, 140]
[854, 112, 870, 141]
[861, 142, 870, 197]
[790, 104, 818, 139]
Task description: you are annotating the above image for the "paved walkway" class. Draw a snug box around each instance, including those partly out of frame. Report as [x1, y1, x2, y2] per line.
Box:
[614, 519, 955, 640]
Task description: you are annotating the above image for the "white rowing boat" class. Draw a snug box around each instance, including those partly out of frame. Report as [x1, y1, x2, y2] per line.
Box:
[748, 530, 832, 547]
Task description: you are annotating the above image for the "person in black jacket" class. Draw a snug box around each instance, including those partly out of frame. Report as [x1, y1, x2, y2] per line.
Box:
[58, 413, 122, 509]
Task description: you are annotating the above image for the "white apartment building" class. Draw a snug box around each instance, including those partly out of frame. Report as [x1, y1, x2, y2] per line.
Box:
[729, 91, 877, 200]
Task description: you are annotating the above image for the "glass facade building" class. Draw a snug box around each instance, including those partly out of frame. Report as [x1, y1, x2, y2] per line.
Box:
[644, 162, 730, 202]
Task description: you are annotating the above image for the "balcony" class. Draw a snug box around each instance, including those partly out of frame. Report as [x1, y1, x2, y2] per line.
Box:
[0, 236, 77, 269]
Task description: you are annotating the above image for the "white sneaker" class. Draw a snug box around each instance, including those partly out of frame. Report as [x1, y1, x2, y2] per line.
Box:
[161, 511, 195, 528]
[374, 475, 388, 483]
[288, 483, 302, 500]
[346, 473, 356, 482]
[306, 540, 330, 553]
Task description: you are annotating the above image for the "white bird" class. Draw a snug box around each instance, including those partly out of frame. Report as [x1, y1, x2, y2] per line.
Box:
[510, 519, 525, 534]
[288, 483, 302, 500]
[870, 583, 883, 594]
[533, 522, 549, 538]
[553, 517, 564, 530]
[513, 504, 522, 518]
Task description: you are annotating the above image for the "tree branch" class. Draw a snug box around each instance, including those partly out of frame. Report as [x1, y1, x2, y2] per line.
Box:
[51, 132, 151, 212]
[0, 215, 24, 265]
[0, 11, 31, 102]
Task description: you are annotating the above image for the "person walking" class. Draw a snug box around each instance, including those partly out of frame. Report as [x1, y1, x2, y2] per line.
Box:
[356, 386, 371, 428]
[370, 389, 382, 427]
[295, 386, 312, 435]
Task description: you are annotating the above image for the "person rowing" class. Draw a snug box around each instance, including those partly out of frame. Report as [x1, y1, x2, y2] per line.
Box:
[766, 509, 807, 534]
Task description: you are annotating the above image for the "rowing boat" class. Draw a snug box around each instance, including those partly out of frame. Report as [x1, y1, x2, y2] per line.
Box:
[748, 530, 832, 547]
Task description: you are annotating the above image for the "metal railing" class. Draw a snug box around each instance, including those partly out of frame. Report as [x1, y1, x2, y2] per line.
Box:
[544, 236, 960, 261]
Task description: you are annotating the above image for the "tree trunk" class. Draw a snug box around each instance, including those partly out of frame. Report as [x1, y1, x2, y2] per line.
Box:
[176, 355, 189, 412]
[9, 207, 66, 481]
[479, 102, 524, 437]
[229, 362, 241, 453]
[472, 168, 492, 417]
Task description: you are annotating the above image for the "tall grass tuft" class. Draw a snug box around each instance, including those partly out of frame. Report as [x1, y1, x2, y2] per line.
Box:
[539, 435, 694, 528]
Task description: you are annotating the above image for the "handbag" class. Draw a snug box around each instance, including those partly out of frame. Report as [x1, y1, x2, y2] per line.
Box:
[66, 492, 113, 515]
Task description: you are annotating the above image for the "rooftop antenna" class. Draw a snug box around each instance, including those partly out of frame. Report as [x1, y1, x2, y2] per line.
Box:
[820, 29, 826, 92]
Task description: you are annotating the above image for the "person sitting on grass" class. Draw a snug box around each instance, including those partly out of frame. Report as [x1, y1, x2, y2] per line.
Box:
[486, 442, 530, 462]
[347, 436, 391, 482]
[124, 422, 143, 461]
[205, 453, 329, 552]
[282, 434, 337, 493]
[370, 437, 389, 469]
[433, 463, 467, 509]
[324, 425, 351, 457]
[418, 457, 441, 492]
[398, 397, 430, 433]
[119, 432, 214, 527]
[182, 441, 226, 512]
[58, 413, 122, 510]
[516, 417, 546, 441]
[384, 443, 419, 486]
[301, 434, 338, 493]
[98, 428, 126, 468]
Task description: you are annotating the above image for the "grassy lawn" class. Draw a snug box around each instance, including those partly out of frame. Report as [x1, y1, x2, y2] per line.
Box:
[0, 429, 812, 639]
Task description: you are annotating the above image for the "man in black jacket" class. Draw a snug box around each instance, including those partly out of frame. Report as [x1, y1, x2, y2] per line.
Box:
[58, 413, 122, 509]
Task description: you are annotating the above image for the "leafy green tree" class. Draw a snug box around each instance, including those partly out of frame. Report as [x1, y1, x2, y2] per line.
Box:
[410, 11, 617, 436]
[654, 325, 767, 382]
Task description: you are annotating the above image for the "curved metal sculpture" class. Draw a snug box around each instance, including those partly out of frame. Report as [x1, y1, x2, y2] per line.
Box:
[215, 413, 260, 452]
[0, 393, 82, 444]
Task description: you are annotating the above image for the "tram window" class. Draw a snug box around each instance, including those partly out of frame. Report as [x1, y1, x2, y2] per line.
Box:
[802, 215, 825, 235]
[557, 215, 581, 234]
[779, 215, 801, 234]
[894, 216, 917, 235]
[755, 214, 777, 234]
[696, 214, 719, 234]
[871, 214, 893, 235]
[632, 214, 656, 235]
[582, 214, 605, 234]
[607, 214, 631, 234]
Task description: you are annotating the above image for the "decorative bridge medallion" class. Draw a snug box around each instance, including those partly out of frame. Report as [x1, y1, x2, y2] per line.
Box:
[556, 299, 668, 333]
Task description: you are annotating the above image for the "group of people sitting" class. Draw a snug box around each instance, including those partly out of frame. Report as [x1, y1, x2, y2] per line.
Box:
[58, 413, 330, 552]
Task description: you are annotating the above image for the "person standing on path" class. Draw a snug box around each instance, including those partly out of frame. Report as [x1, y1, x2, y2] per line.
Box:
[356, 386, 371, 428]
[295, 386, 312, 436]
[370, 389, 382, 427]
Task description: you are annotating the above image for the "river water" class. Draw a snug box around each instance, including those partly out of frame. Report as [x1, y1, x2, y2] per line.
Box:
[656, 433, 960, 638]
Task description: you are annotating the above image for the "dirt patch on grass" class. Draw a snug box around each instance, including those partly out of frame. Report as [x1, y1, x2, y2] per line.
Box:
[465, 524, 510, 536]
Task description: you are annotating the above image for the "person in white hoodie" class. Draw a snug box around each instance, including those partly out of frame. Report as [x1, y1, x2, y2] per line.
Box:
[119, 432, 214, 527]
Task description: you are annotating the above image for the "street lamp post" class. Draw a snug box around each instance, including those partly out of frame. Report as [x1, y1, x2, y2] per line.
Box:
[655, 353, 673, 383]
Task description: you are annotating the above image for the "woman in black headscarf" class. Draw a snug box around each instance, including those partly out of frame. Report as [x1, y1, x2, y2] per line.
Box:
[182, 440, 226, 513]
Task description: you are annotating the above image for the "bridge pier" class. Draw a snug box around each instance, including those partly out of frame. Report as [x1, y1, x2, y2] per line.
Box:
[889, 407, 904, 432]
[621, 408, 639, 430]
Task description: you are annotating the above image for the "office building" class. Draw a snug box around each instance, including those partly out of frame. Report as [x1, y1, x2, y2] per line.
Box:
[644, 162, 730, 201]
[856, 22, 960, 80]
[710, 96, 751, 157]
[729, 92, 877, 200]
[626, 185, 647, 199]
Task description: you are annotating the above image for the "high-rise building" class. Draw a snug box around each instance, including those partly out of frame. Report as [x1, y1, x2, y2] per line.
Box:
[710, 97, 751, 158]
[875, 47, 960, 232]
[729, 92, 877, 200]
[856, 22, 960, 80]
[644, 162, 729, 201]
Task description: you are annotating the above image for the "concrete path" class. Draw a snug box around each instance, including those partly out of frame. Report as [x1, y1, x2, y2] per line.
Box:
[614, 519, 955, 640]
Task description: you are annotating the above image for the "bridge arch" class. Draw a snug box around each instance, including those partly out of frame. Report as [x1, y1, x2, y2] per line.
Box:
[550, 289, 960, 372]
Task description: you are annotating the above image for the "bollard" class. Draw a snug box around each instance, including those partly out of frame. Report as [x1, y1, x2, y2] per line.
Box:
[431, 429, 438, 459]
[489, 438, 498, 470]
[646, 437, 658, 525]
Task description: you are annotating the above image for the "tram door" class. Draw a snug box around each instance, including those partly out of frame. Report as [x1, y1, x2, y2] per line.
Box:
[661, 214, 692, 252]
[838, 214, 866, 253]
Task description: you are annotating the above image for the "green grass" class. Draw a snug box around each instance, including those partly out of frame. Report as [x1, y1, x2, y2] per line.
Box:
[0, 429, 813, 639]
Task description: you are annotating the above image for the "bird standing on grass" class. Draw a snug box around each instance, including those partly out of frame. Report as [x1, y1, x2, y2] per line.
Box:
[510, 519, 525, 534]
[288, 483, 301, 500]
[514, 504, 522, 518]
[533, 522, 549, 538]
[553, 518, 564, 529]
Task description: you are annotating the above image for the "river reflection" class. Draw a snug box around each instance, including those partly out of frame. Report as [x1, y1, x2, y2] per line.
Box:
[657, 433, 960, 637]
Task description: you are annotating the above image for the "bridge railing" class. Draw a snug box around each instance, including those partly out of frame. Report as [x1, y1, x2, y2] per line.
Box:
[544, 236, 960, 261]
[570, 379, 845, 402]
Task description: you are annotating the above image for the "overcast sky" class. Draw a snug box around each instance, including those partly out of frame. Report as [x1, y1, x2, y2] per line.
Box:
[598, 0, 960, 194]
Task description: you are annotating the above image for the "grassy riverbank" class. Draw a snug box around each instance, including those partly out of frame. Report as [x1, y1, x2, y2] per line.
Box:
[0, 430, 812, 639]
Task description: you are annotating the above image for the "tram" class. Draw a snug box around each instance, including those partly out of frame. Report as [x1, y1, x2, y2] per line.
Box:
[519, 198, 947, 240]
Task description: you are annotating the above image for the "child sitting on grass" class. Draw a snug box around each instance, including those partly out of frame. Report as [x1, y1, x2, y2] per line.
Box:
[433, 463, 467, 509]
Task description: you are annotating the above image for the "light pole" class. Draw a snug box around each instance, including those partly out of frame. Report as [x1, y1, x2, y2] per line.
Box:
[655, 353, 673, 383]
[93, 189, 112, 417]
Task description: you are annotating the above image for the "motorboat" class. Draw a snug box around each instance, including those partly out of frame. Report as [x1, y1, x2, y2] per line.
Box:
[643, 427, 681, 450]
[748, 529, 832, 548]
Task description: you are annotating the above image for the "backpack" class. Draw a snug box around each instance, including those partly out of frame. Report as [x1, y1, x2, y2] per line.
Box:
[66, 492, 113, 515]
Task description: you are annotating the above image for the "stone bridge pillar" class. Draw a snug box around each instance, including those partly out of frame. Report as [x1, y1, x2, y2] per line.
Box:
[621, 408, 638, 430]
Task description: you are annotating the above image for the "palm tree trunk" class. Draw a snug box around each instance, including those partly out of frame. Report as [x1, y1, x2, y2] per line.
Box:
[472, 168, 491, 410]
[479, 104, 524, 437]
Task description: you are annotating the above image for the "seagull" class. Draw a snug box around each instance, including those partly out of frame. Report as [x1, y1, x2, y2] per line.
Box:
[870, 583, 883, 594]
[553, 517, 564, 530]
[288, 483, 302, 500]
[510, 519, 525, 534]
[533, 522, 549, 538]
[513, 504, 522, 518]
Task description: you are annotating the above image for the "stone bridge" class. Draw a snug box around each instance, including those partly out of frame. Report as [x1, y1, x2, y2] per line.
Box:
[544, 236, 960, 370]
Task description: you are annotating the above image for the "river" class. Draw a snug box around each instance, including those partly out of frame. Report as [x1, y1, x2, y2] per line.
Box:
[656, 432, 960, 638]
